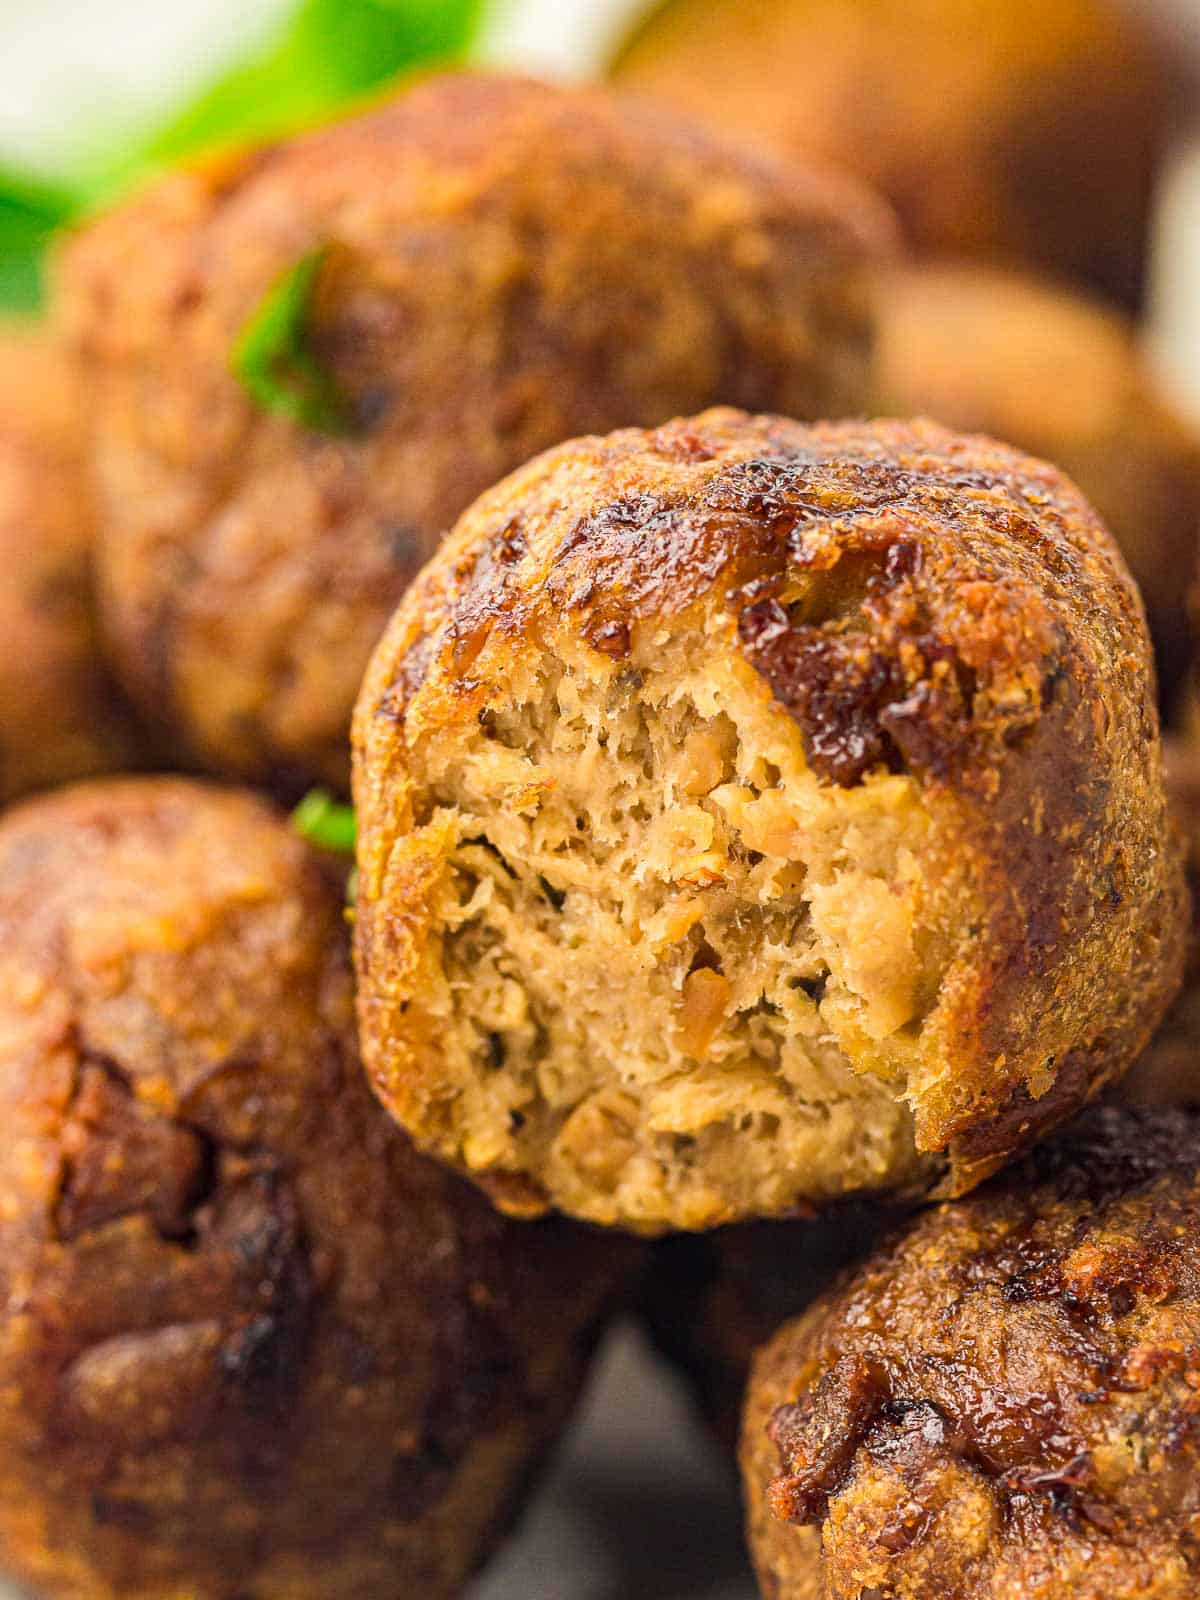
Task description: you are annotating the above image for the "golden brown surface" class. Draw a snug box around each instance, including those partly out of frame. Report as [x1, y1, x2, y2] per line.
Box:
[0, 777, 630, 1599]
[613, 0, 1169, 308]
[871, 263, 1200, 701]
[59, 70, 894, 795]
[743, 1106, 1200, 1599]
[0, 327, 144, 803]
[353, 408, 1186, 1232]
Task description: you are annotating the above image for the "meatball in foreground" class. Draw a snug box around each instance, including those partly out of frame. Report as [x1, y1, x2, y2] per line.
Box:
[60, 71, 894, 794]
[353, 409, 1186, 1232]
[744, 1107, 1200, 1599]
[613, 0, 1169, 307]
[871, 263, 1200, 701]
[0, 327, 143, 802]
[0, 779, 629, 1600]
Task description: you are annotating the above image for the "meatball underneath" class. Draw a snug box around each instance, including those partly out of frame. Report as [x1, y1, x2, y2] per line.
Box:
[353, 408, 1185, 1232]
[612, 0, 1170, 308]
[744, 1107, 1200, 1599]
[60, 70, 894, 794]
[869, 262, 1200, 702]
[0, 326, 143, 803]
[0, 778, 630, 1600]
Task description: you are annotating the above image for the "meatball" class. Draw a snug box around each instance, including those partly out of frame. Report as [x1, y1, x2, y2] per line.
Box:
[642, 1206, 898, 1452]
[59, 71, 894, 795]
[612, 0, 1169, 308]
[0, 326, 143, 802]
[352, 408, 1186, 1233]
[0, 778, 631, 1599]
[870, 263, 1200, 701]
[743, 1107, 1200, 1599]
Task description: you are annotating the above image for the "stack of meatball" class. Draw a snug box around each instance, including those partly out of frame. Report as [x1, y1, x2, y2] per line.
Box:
[2, 4, 1200, 1592]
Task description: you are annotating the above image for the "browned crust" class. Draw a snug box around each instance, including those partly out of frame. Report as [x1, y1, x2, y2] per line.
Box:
[354, 408, 1186, 1209]
[58, 71, 895, 793]
[869, 262, 1200, 702]
[742, 1106, 1200, 1598]
[0, 778, 630, 1598]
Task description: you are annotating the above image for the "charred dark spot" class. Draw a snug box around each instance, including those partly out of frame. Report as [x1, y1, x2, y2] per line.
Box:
[383, 521, 424, 567]
[739, 597, 905, 786]
[768, 1354, 889, 1524]
[487, 1032, 506, 1069]
[538, 875, 566, 911]
[588, 619, 630, 659]
[55, 1062, 216, 1245]
[356, 386, 394, 430]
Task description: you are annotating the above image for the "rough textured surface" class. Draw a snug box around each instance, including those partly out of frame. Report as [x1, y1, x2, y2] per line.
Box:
[352, 408, 1186, 1233]
[0, 326, 144, 803]
[0, 778, 630, 1599]
[642, 1205, 899, 1451]
[612, 0, 1170, 308]
[58, 71, 893, 795]
[870, 263, 1200, 702]
[743, 1106, 1200, 1599]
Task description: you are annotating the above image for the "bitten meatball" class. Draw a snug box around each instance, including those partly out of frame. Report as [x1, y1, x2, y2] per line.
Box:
[59, 71, 894, 795]
[870, 263, 1200, 701]
[0, 779, 630, 1600]
[743, 1107, 1200, 1600]
[0, 327, 143, 802]
[352, 408, 1187, 1233]
[612, 0, 1170, 308]
[643, 1206, 897, 1451]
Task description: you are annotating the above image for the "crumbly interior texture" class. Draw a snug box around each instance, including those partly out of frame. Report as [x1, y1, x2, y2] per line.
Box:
[355, 411, 1187, 1234]
[402, 625, 948, 1230]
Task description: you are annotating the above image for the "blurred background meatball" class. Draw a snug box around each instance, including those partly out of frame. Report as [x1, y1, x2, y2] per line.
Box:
[612, 0, 1172, 309]
[353, 409, 1185, 1232]
[870, 262, 1200, 704]
[0, 778, 631, 1599]
[743, 1106, 1200, 1599]
[59, 70, 895, 796]
[0, 326, 144, 804]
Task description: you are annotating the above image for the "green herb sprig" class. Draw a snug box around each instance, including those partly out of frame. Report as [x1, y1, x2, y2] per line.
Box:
[0, 0, 484, 313]
[292, 788, 357, 853]
[231, 248, 351, 432]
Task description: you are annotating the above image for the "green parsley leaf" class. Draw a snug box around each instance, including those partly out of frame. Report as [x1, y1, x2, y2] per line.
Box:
[0, 0, 485, 315]
[231, 247, 351, 432]
[0, 170, 79, 313]
[292, 788, 358, 853]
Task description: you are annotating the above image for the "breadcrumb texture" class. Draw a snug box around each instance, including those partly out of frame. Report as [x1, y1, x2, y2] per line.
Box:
[743, 1107, 1200, 1599]
[0, 778, 629, 1599]
[0, 328, 144, 802]
[612, 0, 1170, 308]
[353, 408, 1186, 1233]
[58, 71, 893, 794]
[871, 263, 1200, 700]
